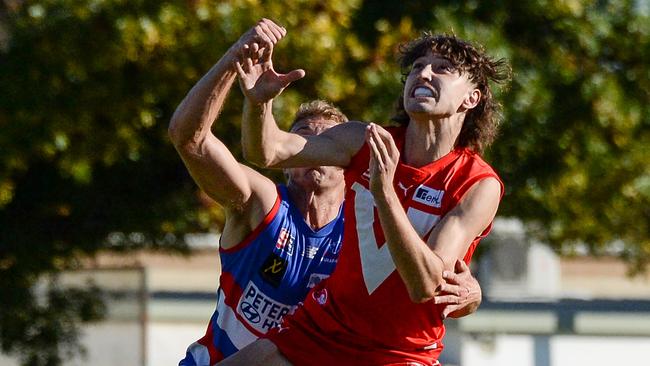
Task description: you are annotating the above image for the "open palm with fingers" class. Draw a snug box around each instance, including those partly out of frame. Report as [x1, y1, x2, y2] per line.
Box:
[234, 19, 305, 105]
[235, 54, 304, 105]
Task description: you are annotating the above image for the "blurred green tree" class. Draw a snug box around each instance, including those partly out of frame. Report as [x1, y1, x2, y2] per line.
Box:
[349, 0, 650, 271]
[1, 0, 648, 364]
[481, 0, 650, 271]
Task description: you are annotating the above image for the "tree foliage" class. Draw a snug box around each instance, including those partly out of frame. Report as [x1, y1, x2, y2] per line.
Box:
[1, 0, 648, 364]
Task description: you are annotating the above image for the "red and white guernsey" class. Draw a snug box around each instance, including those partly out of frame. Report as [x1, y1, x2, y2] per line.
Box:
[268, 126, 503, 366]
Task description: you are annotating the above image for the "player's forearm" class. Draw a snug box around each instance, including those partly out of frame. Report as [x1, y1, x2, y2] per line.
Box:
[242, 98, 272, 166]
[241, 98, 295, 168]
[374, 188, 445, 303]
[169, 47, 238, 150]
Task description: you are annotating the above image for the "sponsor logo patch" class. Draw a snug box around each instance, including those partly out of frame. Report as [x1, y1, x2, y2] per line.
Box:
[412, 185, 444, 208]
[275, 228, 294, 255]
[361, 169, 370, 181]
[311, 288, 328, 305]
[302, 244, 319, 259]
[397, 181, 411, 196]
[259, 253, 287, 288]
[238, 282, 296, 333]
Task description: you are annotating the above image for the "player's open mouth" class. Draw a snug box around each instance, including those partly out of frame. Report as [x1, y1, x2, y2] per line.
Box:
[411, 85, 436, 99]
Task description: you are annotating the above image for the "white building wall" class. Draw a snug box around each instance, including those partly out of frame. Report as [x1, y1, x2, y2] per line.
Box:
[148, 322, 207, 366]
[461, 334, 650, 366]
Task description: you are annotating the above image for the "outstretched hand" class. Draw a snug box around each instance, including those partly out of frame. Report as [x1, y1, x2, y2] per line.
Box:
[233, 19, 305, 105]
[233, 18, 285, 64]
[366, 123, 400, 197]
[433, 259, 482, 319]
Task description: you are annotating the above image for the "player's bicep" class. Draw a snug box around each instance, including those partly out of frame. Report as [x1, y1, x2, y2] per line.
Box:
[427, 177, 502, 268]
[219, 165, 279, 250]
[177, 134, 275, 211]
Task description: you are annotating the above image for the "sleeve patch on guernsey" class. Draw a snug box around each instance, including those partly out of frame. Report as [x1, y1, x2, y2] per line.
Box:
[259, 253, 288, 288]
[237, 281, 296, 334]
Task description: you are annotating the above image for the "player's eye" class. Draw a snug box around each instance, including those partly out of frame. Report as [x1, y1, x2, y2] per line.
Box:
[438, 63, 456, 73]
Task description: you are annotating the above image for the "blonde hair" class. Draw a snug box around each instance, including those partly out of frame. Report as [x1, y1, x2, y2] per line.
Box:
[291, 100, 348, 129]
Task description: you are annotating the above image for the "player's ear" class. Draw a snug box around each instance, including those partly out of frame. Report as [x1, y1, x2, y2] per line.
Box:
[462, 88, 481, 110]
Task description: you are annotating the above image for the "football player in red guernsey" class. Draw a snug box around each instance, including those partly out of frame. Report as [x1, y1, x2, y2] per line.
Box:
[222, 19, 509, 366]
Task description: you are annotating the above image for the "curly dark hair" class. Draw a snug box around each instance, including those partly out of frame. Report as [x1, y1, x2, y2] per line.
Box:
[391, 33, 511, 152]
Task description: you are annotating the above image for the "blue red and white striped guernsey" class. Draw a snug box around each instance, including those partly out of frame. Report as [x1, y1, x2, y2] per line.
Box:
[179, 184, 344, 365]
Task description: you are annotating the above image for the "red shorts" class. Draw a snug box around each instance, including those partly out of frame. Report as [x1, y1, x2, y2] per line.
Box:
[266, 312, 441, 366]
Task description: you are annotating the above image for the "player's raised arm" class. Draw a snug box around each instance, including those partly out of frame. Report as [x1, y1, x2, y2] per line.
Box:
[168, 20, 283, 216]
[234, 20, 366, 169]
